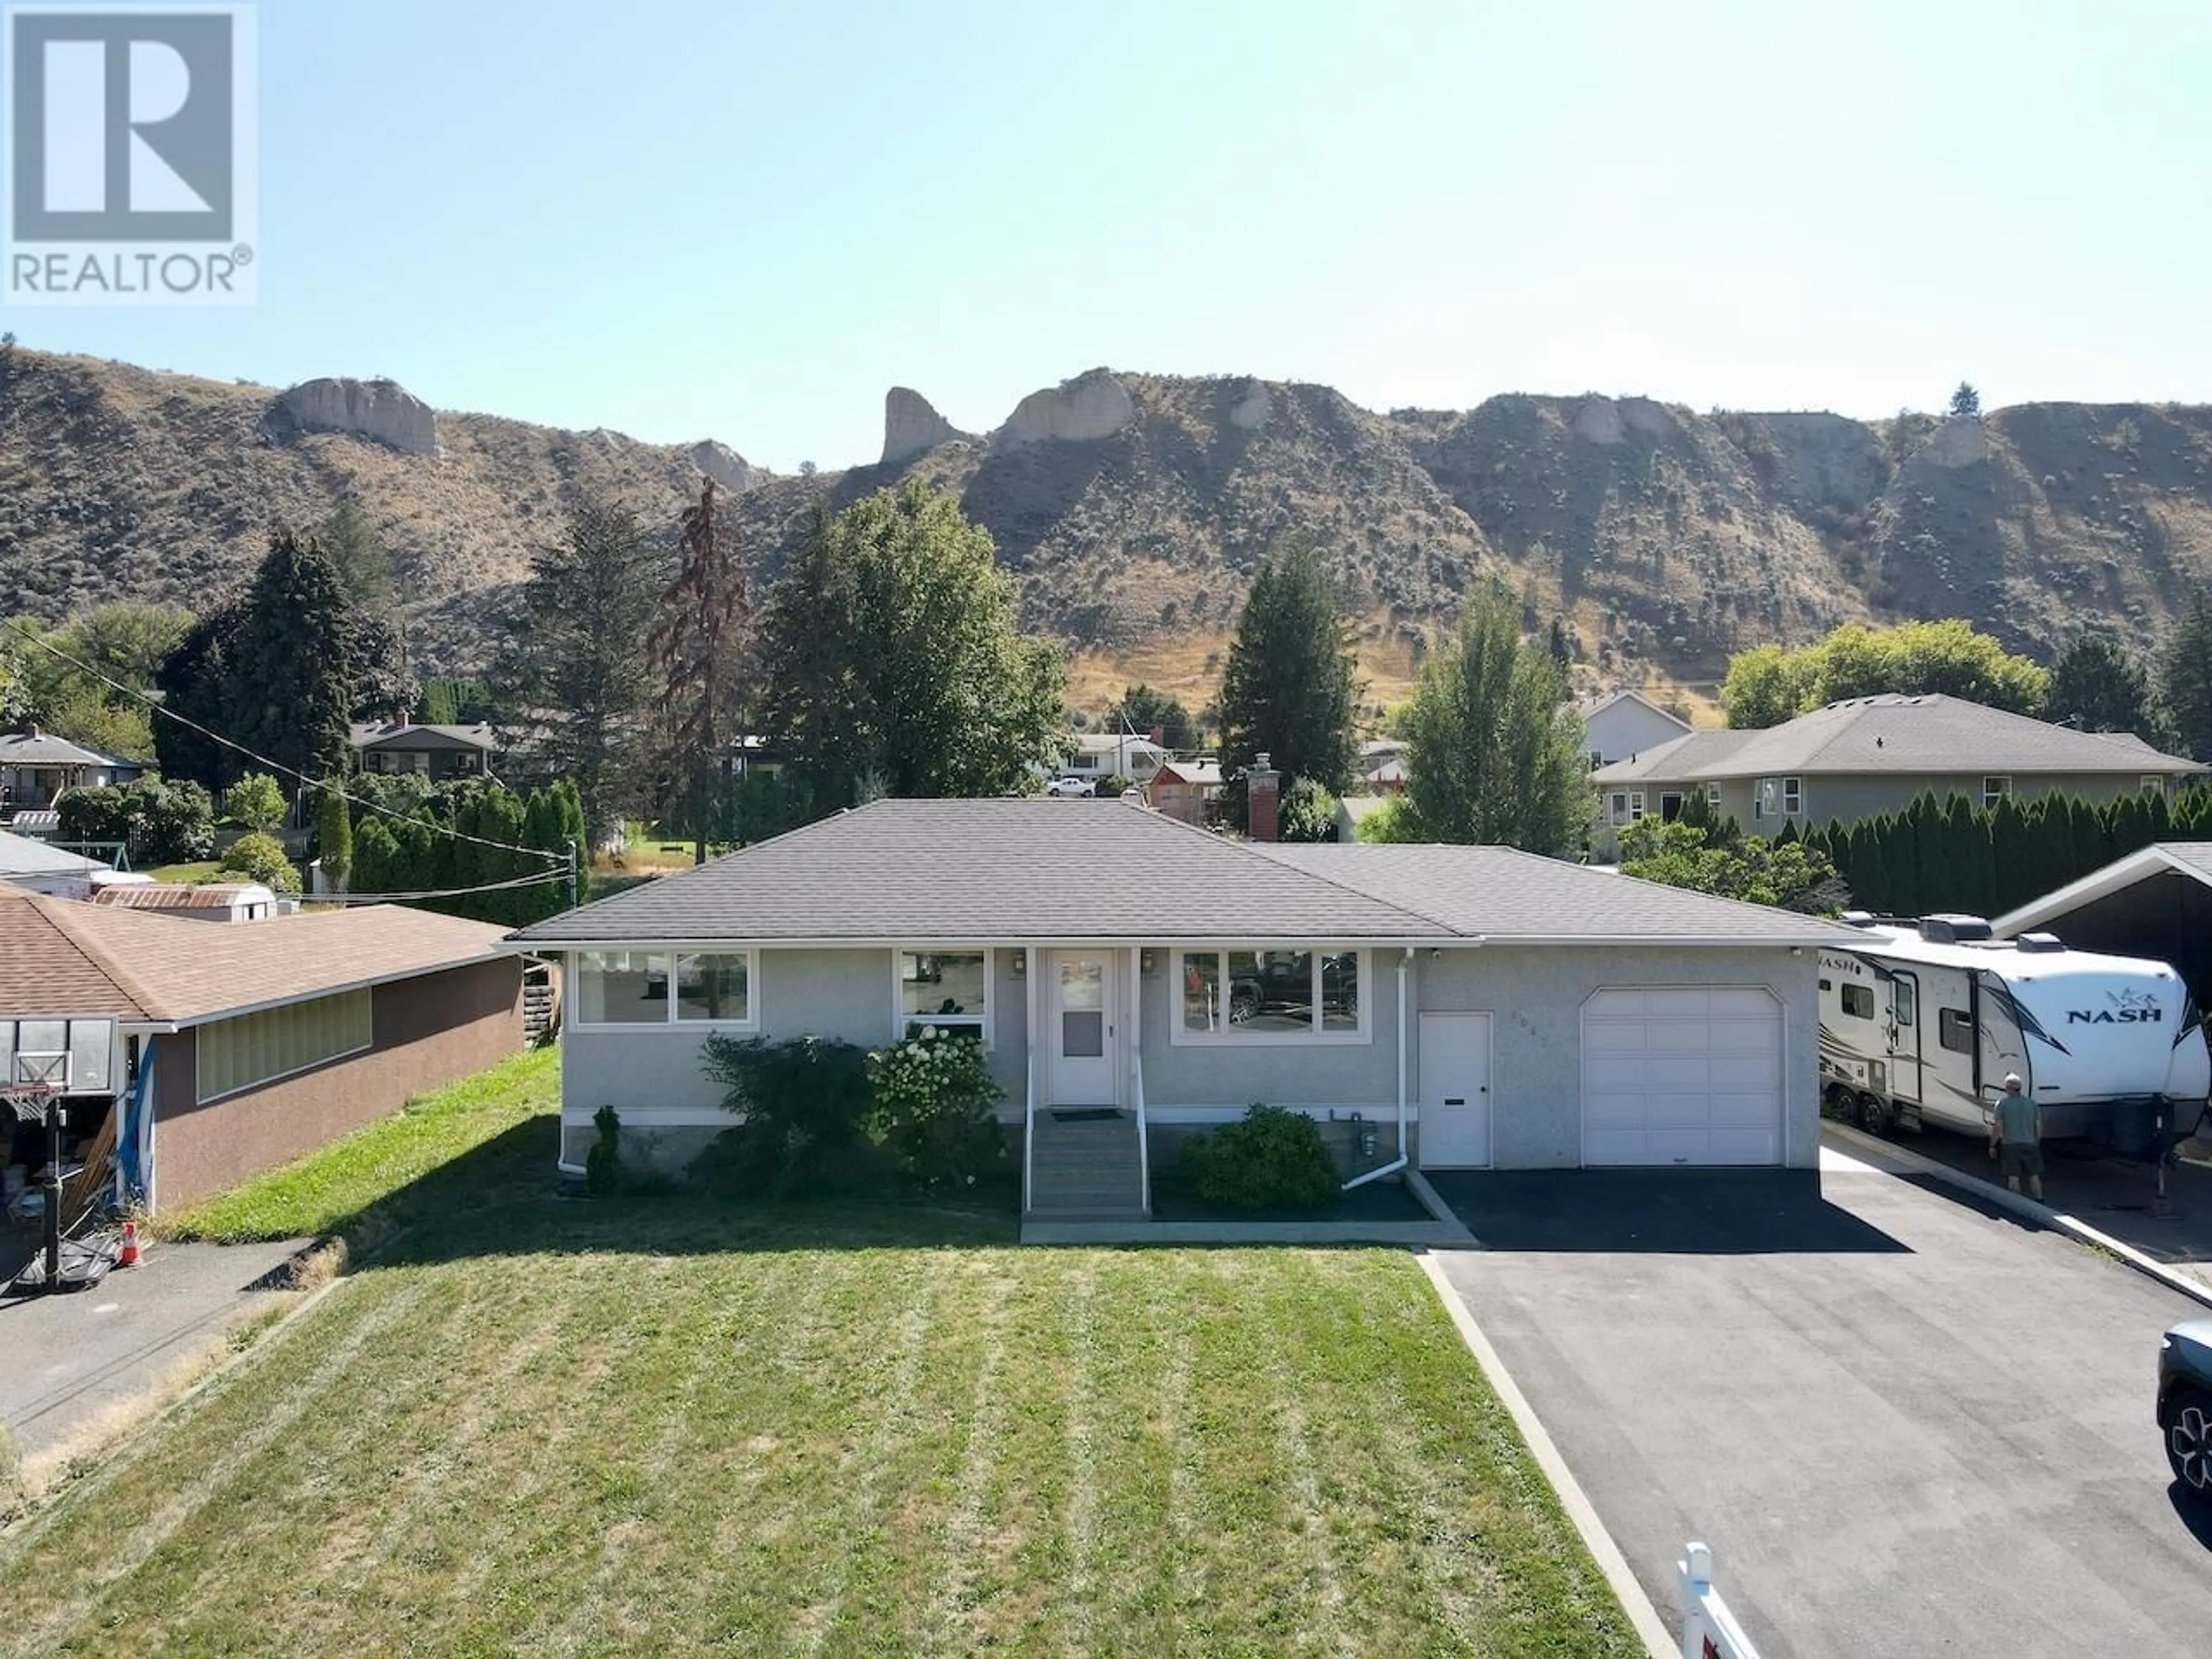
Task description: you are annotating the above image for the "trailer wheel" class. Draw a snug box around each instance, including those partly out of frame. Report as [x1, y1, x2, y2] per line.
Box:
[1857, 1092, 1892, 1138]
[1822, 1083, 1857, 1122]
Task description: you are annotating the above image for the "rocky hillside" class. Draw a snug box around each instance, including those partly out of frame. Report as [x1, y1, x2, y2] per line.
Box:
[3, 343, 2208, 699]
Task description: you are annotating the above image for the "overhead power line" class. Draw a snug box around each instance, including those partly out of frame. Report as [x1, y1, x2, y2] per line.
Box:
[4, 619, 565, 866]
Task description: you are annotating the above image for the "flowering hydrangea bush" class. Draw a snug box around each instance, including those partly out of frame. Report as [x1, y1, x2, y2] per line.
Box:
[867, 1027, 1006, 1192]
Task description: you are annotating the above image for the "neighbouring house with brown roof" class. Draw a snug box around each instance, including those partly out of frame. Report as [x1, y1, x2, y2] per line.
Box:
[0, 895, 529, 1211]
[1145, 758, 1224, 826]
[1589, 694, 2206, 858]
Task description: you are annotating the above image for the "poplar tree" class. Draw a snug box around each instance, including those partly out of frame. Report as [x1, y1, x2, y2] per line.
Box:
[650, 478, 753, 865]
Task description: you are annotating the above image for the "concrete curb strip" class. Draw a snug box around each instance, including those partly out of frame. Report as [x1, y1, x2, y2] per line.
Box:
[1414, 1250, 1675, 1659]
[1824, 1122, 2212, 1313]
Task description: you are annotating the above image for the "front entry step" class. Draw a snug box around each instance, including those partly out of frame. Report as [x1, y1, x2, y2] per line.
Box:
[1027, 1108, 1147, 1220]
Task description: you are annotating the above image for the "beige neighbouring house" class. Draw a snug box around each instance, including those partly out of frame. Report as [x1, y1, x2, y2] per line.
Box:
[1589, 694, 2205, 858]
[1578, 688, 1694, 768]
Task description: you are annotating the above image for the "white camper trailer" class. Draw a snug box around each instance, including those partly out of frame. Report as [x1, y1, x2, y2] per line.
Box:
[1819, 913, 2210, 1147]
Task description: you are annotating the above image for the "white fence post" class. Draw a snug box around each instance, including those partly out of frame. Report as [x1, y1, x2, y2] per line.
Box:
[1679, 1540, 1762, 1659]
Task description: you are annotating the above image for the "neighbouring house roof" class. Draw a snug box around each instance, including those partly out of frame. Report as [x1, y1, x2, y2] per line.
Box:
[0, 730, 132, 769]
[506, 797, 1853, 949]
[1074, 733, 1168, 755]
[1152, 760, 1223, 788]
[1592, 695, 2203, 786]
[0, 893, 512, 1026]
[1993, 843, 2212, 937]
[1577, 687, 1693, 728]
[0, 828, 109, 881]
[90, 882, 272, 911]
[348, 722, 498, 753]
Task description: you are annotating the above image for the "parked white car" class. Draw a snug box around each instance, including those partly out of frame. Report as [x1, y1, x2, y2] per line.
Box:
[1044, 775, 1095, 798]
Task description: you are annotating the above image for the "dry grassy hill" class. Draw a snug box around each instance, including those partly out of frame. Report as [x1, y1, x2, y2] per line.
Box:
[3, 344, 2208, 717]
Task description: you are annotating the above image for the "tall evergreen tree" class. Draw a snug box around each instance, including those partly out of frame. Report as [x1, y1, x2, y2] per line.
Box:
[317, 787, 353, 894]
[1395, 584, 1588, 854]
[1216, 545, 1359, 823]
[2049, 632, 2173, 744]
[2160, 593, 2212, 762]
[756, 482, 1065, 806]
[319, 498, 396, 614]
[650, 478, 753, 864]
[503, 494, 660, 843]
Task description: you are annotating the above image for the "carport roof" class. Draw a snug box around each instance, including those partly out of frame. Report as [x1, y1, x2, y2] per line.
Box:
[1993, 842, 2212, 937]
[507, 798, 1854, 948]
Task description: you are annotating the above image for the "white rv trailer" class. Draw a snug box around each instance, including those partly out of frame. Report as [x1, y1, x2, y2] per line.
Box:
[1818, 913, 2210, 1145]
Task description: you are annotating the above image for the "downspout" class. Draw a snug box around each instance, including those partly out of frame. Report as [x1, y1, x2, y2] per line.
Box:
[1343, 945, 1415, 1190]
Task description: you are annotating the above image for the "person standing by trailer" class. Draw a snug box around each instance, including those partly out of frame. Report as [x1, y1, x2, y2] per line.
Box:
[1988, 1073, 2044, 1199]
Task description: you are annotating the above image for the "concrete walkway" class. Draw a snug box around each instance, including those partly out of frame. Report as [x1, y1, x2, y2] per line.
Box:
[1, 1234, 309, 1460]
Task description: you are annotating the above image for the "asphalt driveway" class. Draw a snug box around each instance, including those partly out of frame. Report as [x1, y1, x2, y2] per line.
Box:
[1429, 1139, 2212, 1659]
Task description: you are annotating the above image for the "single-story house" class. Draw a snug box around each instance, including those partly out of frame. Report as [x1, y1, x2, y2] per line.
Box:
[1994, 843, 2212, 1007]
[0, 893, 527, 1211]
[509, 798, 1853, 1219]
[1146, 758, 1224, 827]
[1333, 794, 1397, 843]
[1065, 733, 1170, 782]
[1590, 694, 2204, 857]
[0, 828, 114, 899]
[0, 728, 145, 819]
[349, 721, 499, 780]
[1580, 688, 1693, 768]
[91, 881, 278, 922]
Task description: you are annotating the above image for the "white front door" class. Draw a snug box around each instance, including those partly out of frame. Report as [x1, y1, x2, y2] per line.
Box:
[1049, 950, 1119, 1106]
[1419, 1012, 1493, 1168]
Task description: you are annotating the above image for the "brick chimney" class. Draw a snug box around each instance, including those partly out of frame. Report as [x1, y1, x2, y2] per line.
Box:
[1247, 752, 1281, 842]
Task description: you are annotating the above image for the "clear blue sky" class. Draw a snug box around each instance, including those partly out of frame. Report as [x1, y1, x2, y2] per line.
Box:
[7, 0, 2207, 471]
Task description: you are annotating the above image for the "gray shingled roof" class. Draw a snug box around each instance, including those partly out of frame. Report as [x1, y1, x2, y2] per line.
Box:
[1252, 844, 1857, 945]
[0, 731, 127, 768]
[1593, 695, 2202, 785]
[508, 798, 1848, 947]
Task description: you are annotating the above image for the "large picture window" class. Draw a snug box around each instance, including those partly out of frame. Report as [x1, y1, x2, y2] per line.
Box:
[898, 950, 990, 1043]
[1175, 948, 1366, 1043]
[575, 949, 755, 1027]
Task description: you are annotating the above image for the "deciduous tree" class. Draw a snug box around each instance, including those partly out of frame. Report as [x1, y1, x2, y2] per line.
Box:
[650, 479, 752, 863]
[1721, 620, 2047, 727]
[1396, 583, 1588, 854]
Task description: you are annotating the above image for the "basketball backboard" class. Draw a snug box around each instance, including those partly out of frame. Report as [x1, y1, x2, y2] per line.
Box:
[0, 1016, 117, 1096]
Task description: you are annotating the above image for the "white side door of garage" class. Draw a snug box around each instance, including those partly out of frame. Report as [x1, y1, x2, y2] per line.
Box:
[1581, 987, 1783, 1166]
[1418, 1012, 1492, 1168]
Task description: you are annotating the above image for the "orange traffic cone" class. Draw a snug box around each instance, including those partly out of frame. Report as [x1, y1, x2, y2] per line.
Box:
[118, 1220, 141, 1268]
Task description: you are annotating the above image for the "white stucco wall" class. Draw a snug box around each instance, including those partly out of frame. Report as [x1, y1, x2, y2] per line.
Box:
[557, 940, 1820, 1175]
[1415, 945, 1821, 1169]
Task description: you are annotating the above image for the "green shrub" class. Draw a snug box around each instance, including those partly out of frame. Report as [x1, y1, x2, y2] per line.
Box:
[1180, 1103, 1339, 1211]
[1279, 778, 1340, 843]
[58, 777, 217, 863]
[867, 1027, 1006, 1192]
[585, 1104, 620, 1196]
[224, 771, 288, 833]
[217, 830, 302, 893]
[1092, 772, 1135, 799]
[699, 1033, 876, 1196]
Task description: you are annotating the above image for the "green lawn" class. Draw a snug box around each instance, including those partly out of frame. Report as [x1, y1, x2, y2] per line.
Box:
[159, 1046, 559, 1244]
[142, 860, 221, 884]
[8, 1058, 1641, 1658]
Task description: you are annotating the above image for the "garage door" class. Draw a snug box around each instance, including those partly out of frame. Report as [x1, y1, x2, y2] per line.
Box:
[1581, 987, 1783, 1166]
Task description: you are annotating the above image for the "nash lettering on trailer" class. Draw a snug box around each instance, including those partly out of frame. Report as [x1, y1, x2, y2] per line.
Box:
[2067, 988, 2163, 1025]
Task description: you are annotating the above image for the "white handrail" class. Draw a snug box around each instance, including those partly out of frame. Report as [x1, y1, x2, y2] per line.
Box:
[1679, 1542, 1762, 1658]
[1023, 1049, 1036, 1215]
[1133, 1051, 1150, 1217]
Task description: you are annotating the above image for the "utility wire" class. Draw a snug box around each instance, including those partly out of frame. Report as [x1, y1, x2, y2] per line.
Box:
[4, 619, 566, 866]
[308, 870, 573, 905]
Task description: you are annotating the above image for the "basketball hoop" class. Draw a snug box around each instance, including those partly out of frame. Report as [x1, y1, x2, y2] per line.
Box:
[5, 1051, 69, 1121]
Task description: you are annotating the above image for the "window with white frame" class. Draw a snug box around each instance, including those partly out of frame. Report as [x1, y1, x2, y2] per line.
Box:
[574, 949, 754, 1026]
[1982, 775, 2012, 808]
[1704, 783, 1721, 811]
[1176, 949, 1365, 1042]
[2142, 775, 2167, 797]
[898, 950, 989, 1043]
[1608, 790, 1645, 827]
[1782, 777, 1802, 816]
